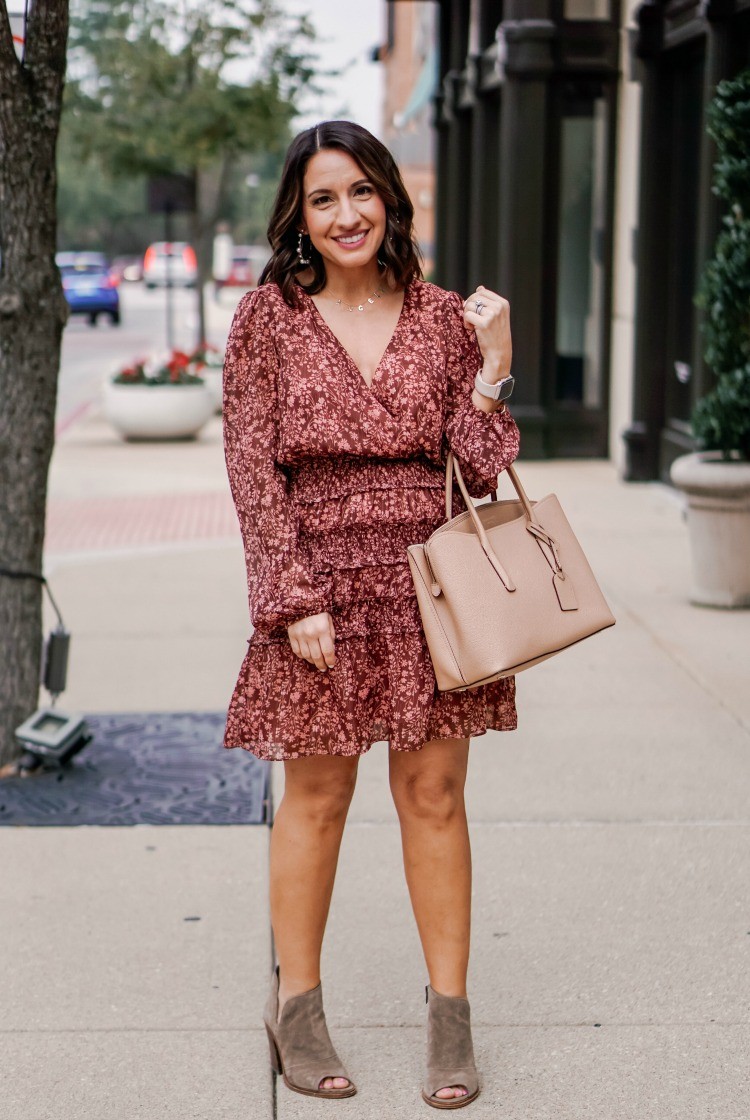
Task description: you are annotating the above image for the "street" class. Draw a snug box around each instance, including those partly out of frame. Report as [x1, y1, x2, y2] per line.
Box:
[57, 281, 244, 432]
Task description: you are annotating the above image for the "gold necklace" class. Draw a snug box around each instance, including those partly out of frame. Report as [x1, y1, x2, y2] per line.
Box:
[330, 285, 386, 313]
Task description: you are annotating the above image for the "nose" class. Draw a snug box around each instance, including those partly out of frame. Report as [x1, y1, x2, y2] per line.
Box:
[336, 196, 360, 229]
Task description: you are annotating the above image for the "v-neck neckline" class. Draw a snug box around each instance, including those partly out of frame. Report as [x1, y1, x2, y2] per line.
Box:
[303, 281, 411, 392]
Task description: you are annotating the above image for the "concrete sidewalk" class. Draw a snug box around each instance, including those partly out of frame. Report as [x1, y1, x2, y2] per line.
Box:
[1, 404, 748, 1119]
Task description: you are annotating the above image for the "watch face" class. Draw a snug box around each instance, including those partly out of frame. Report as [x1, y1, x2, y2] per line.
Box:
[499, 376, 515, 400]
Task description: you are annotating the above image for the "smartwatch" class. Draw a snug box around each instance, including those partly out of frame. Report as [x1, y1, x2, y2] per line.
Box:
[474, 369, 515, 402]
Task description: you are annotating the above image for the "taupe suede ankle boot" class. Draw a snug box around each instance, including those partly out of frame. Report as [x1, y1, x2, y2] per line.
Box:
[422, 985, 480, 1109]
[263, 967, 356, 1099]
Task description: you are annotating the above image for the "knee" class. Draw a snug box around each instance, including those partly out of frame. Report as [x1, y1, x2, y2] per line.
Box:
[390, 771, 465, 827]
[286, 771, 357, 829]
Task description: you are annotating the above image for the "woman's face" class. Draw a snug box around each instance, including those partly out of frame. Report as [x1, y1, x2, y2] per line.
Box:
[300, 149, 387, 274]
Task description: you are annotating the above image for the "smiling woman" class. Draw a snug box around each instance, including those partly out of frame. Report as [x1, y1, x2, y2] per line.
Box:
[303, 155, 387, 265]
[223, 120, 518, 1109]
[260, 121, 420, 307]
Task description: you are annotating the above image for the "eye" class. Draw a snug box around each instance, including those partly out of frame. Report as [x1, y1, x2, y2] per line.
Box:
[354, 184, 374, 197]
[311, 194, 332, 206]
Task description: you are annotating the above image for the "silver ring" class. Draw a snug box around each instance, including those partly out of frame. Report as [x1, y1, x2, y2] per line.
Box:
[475, 300, 485, 315]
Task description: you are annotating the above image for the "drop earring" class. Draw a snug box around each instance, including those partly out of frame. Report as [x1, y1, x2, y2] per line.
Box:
[297, 231, 311, 266]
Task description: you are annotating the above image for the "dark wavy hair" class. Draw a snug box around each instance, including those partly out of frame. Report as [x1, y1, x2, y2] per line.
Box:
[260, 120, 423, 307]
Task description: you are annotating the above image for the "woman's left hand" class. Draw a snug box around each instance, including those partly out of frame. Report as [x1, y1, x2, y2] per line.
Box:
[463, 286, 512, 383]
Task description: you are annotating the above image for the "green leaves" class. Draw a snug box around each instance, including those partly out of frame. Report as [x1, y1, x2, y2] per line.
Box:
[694, 68, 750, 460]
[693, 367, 750, 461]
[63, 0, 319, 178]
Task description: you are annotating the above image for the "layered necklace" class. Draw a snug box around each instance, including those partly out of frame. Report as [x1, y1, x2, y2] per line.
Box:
[330, 285, 386, 313]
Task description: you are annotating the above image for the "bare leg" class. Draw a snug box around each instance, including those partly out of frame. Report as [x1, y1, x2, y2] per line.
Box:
[389, 737, 472, 1101]
[270, 753, 359, 1091]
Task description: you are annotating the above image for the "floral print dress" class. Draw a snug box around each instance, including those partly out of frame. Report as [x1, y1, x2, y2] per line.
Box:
[222, 278, 520, 760]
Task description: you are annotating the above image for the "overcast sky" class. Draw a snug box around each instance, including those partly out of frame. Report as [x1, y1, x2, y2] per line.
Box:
[282, 0, 385, 137]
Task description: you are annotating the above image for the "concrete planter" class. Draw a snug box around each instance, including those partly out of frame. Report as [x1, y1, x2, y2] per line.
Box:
[200, 366, 224, 414]
[670, 452, 750, 608]
[103, 381, 214, 441]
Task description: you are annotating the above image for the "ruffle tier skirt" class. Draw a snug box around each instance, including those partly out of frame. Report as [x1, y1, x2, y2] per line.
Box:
[224, 458, 517, 760]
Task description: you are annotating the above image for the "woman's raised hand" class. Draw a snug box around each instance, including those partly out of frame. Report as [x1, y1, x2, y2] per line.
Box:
[287, 612, 337, 672]
[463, 285, 512, 383]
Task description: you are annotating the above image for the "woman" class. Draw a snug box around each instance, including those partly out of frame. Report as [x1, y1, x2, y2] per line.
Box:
[222, 120, 519, 1108]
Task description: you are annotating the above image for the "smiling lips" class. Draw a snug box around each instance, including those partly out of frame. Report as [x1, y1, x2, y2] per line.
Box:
[333, 230, 369, 248]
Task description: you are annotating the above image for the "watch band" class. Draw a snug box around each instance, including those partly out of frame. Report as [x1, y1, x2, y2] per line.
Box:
[474, 369, 515, 402]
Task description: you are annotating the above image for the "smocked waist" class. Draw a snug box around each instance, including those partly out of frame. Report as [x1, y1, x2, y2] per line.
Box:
[288, 456, 444, 505]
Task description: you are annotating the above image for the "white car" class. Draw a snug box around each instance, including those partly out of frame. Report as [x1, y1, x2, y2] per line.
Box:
[143, 242, 198, 288]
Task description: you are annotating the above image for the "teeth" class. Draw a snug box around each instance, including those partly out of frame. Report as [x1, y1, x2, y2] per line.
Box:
[337, 233, 366, 244]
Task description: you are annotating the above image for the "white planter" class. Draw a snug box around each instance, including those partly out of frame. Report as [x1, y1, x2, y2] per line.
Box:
[200, 366, 224, 414]
[670, 452, 750, 609]
[103, 381, 215, 441]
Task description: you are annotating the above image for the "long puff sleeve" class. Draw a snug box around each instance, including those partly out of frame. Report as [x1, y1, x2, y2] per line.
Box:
[223, 289, 332, 632]
[443, 290, 520, 496]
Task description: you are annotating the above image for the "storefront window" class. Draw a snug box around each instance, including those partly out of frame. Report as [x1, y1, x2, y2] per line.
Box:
[554, 84, 609, 407]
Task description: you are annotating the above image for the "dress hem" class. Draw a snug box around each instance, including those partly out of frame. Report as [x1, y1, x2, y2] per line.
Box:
[223, 716, 518, 762]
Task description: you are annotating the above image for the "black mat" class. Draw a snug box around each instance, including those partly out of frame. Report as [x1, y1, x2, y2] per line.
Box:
[0, 712, 270, 827]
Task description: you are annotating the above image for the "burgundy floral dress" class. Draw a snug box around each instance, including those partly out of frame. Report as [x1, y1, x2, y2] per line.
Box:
[222, 278, 520, 761]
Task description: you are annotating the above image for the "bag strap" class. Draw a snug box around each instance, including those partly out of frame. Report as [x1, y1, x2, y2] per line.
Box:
[443, 453, 565, 582]
[444, 452, 535, 523]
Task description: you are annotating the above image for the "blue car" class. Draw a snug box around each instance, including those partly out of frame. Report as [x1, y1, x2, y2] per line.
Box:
[57, 251, 121, 326]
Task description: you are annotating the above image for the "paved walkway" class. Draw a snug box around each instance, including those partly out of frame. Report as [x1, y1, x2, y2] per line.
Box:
[2, 401, 748, 1119]
[46, 489, 237, 553]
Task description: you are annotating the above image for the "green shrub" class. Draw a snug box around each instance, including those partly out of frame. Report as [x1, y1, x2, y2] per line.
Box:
[692, 368, 750, 460]
[693, 69, 750, 460]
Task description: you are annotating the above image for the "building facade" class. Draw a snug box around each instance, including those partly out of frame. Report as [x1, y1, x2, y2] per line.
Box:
[379, 2, 439, 273]
[410, 0, 750, 474]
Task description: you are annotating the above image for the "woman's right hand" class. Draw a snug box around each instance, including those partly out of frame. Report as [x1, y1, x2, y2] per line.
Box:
[287, 612, 336, 672]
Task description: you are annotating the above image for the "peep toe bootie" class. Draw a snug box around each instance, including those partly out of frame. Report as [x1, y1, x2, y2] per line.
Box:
[422, 985, 480, 1110]
[263, 968, 356, 1099]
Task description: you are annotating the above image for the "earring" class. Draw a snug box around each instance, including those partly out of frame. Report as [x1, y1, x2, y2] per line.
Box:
[297, 231, 311, 266]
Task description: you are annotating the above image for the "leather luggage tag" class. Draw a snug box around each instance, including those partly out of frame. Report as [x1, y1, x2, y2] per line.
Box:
[553, 570, 578, 611]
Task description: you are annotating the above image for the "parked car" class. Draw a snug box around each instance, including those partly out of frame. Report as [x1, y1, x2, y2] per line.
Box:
[56, 251, 120, 326]
[215, 244, 271, 292]
[221, 245, 254, 288]
[110, 255, 144, 283]
[143, 242, 198, 288]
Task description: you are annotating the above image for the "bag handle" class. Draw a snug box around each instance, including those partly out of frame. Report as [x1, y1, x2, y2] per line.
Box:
[442, 453, 566, 587]
[444, 452, 535, 523]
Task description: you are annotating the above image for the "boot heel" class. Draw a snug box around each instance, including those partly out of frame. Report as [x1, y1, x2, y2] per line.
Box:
[265, 1025, 283, 1075]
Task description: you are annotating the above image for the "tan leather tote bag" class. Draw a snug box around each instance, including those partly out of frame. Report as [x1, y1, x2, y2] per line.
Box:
[407, 454, 616, 692]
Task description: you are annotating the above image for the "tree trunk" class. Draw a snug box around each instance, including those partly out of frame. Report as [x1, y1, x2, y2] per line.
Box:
[191, 156, 236, 347]
[0, 2, 69, 765]
[190, 169, 208, 348]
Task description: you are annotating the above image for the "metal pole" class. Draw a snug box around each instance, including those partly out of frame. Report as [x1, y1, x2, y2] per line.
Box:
[164, 202, 175, 351]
